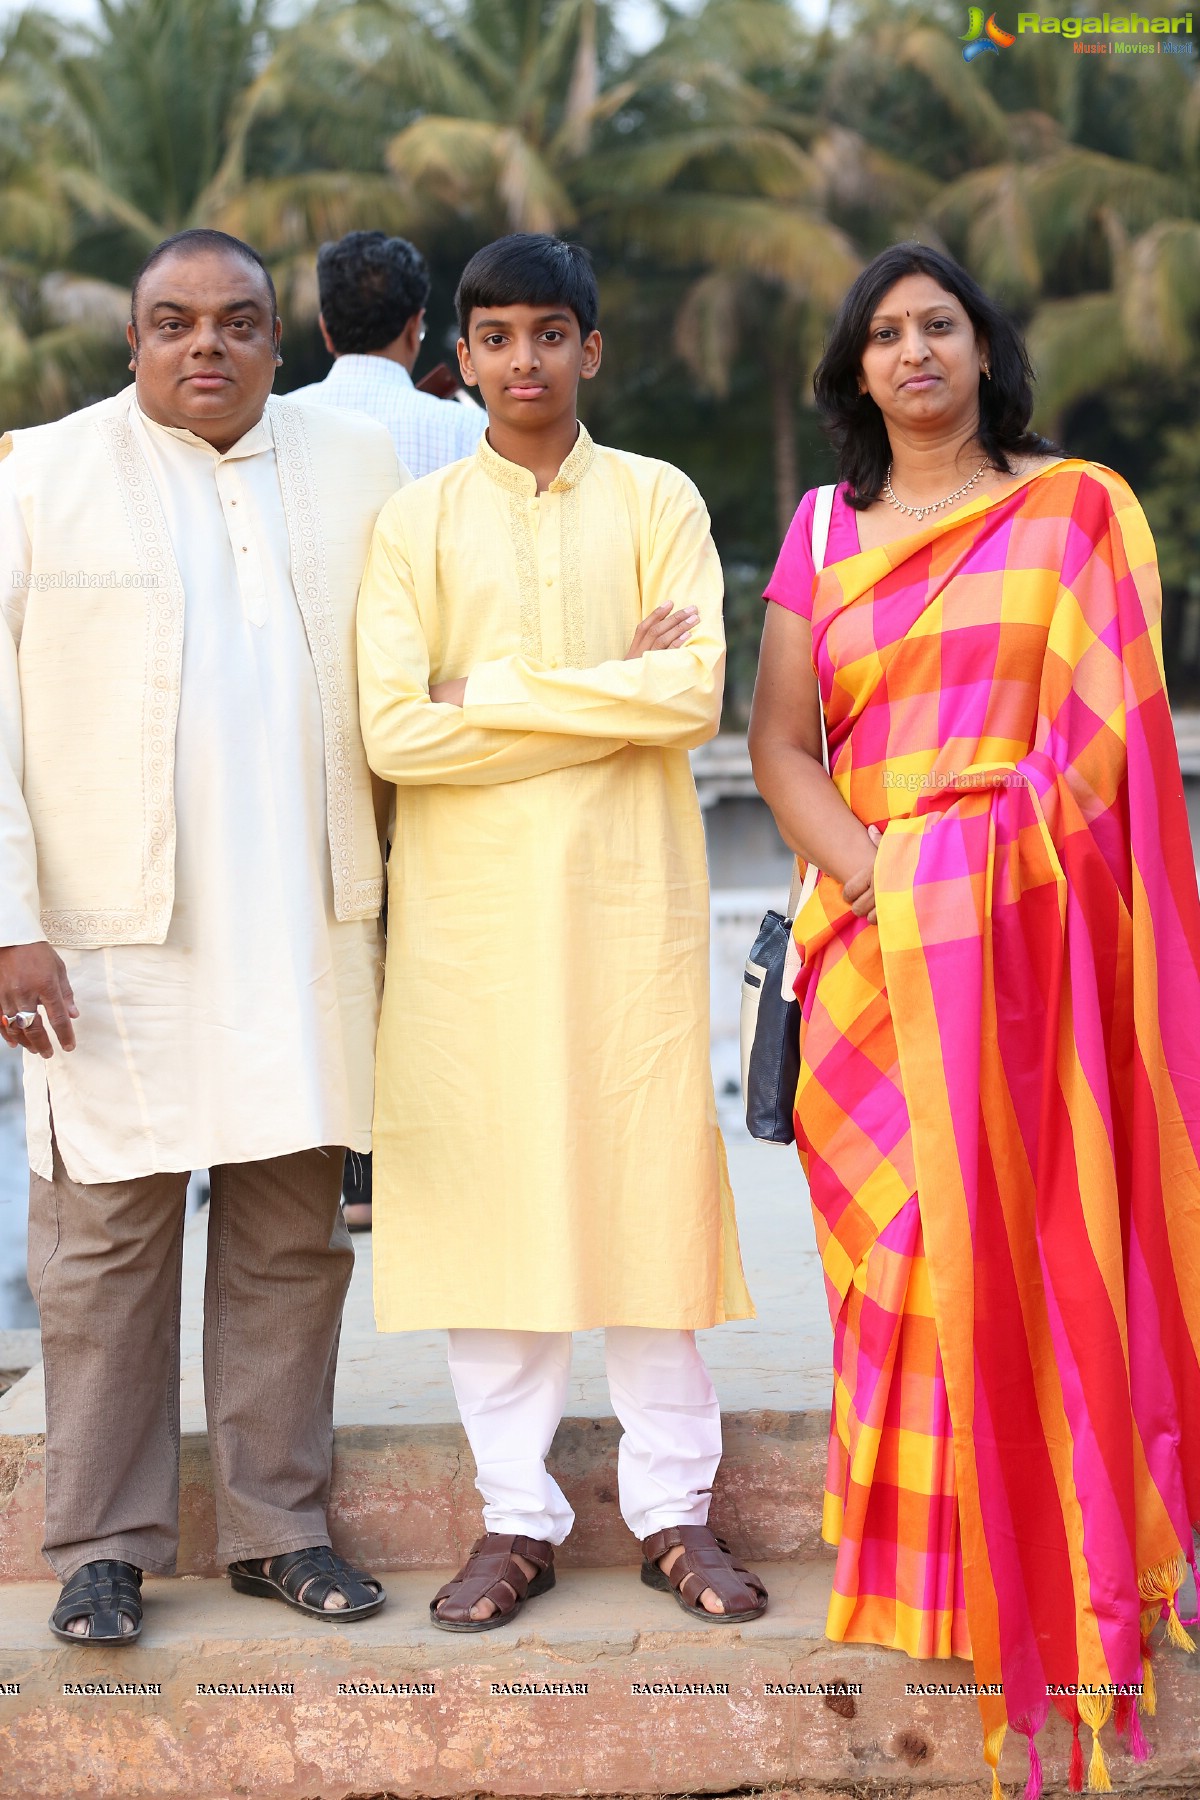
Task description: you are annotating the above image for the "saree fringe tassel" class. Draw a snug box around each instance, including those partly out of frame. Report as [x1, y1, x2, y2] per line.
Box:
[1023, 1735, 1043, 1800]
[1077, 1694, 1113, 1793]
[1127, 1700, 1152, 1762]
[982, 1721, 1006, 1800]
[1013, 1705, 1047, 1800]
[1068, 1712, 1084, 1792]
[1139, 1555, 1196, 1652]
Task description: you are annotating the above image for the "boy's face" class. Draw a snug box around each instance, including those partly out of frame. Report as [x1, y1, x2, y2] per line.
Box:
[457, 303, 601, 428]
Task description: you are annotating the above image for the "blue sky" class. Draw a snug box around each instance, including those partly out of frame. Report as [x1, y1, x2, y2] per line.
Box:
[2, 0, 829, 45]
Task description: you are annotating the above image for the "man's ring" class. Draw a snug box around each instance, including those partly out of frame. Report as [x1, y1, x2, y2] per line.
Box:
[3, 1009, 37, 1031]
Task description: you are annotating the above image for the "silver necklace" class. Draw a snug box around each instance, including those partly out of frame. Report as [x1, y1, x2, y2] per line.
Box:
[883, 457, 990, 521]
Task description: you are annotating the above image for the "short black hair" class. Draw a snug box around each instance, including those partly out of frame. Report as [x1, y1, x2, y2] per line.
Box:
[131, 229, 277, 330]
[813, 242, 1055, 508]
[316, 231, 430, 355]
[455, 234, 599, 341]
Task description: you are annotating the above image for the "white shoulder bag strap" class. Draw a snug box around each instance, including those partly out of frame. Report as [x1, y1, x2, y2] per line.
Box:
[782, 484, 836, 995]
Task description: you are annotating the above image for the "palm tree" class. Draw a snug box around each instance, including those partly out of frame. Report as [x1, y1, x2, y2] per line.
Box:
[606, 0, 952, 531]
[356, 0, 622, 235]
[324, 0, 865, 521]
[1027, 216, 1200, 429]
[0, 11, 132, 425]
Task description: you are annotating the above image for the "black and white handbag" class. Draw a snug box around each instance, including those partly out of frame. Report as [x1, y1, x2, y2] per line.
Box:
[740, 484, 834, 1143]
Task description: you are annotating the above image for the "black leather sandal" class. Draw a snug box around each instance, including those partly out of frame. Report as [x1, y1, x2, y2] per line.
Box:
[228, 1546, 385, 1620]
[50, 1560, 143, 1645]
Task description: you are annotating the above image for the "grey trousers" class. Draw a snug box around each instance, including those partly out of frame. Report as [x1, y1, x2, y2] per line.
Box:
[28, 1140, 352, 1582]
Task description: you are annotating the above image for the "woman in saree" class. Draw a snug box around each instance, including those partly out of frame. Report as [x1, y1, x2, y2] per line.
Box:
[748, 242, 1200, 1795]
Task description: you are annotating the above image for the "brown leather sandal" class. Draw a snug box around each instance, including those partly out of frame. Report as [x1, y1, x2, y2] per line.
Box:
[640, 1525, 768, 1622]
[429, 1532, 555, 1633]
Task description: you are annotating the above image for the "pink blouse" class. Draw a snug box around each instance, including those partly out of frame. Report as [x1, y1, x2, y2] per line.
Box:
[763, 483, 861, 621]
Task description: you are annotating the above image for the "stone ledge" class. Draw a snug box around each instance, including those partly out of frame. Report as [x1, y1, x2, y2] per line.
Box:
[0, 1408, 829, 1580]
[1, 1565, 1197, 1800]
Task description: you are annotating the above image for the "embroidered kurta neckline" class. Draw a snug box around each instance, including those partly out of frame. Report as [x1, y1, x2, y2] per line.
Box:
[134, 400, 274, 463]
[476, 422, 597, 496]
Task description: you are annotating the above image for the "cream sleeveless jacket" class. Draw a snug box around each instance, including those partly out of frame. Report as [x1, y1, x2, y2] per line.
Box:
[0, 385, 402, 948]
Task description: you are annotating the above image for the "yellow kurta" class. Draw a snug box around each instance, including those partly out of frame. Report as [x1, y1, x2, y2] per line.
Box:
[357, 424, 752, 1331]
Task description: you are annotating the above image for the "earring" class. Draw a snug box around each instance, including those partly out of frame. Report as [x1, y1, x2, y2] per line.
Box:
[981, 362, 991, 379]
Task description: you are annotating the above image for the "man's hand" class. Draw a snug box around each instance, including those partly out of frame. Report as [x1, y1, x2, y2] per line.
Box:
[429, 678, 467, 708]
[0, 942, 78, 1057]
[625, 604, 698, 659]
[841, 825, 883, 923]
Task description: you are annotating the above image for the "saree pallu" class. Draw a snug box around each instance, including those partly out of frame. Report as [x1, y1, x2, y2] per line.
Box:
[793, 460, 1200, 1792]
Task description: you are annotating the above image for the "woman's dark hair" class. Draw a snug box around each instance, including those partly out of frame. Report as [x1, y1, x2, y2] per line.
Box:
[317, 231, 430, 354]
[455, 233, 599, 341]
[813, 242, 1055, 508]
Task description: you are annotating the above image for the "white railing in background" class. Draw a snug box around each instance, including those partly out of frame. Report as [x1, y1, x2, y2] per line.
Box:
[694, 713, 1200, 801]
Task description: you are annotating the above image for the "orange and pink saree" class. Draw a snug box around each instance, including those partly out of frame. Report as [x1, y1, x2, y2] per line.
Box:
[787, 461, 1200, 1792]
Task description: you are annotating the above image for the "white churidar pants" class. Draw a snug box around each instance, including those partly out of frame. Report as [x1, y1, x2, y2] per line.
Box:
[446, 1327, 722, 1544]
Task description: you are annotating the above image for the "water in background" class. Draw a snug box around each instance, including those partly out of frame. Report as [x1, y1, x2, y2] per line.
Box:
[2, 772, 1198, 1330]
[0, 1049, 34, 1327]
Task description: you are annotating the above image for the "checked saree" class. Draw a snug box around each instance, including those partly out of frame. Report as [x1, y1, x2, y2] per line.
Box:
[791, 461, 1200, 1794]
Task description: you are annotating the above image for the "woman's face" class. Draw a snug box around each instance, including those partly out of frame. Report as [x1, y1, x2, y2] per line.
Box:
[857, 273, 987, 435]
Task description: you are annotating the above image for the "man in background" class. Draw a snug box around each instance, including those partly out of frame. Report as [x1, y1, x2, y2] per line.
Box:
[294, 228, 486, 1230]
[292, 229, 485, 481]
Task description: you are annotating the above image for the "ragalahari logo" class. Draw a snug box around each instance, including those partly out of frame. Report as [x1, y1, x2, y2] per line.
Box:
[962, 7, 1018, 56]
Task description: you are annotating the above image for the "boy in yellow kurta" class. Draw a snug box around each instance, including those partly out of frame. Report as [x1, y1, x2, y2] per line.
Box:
[357, 233, 763, 1631]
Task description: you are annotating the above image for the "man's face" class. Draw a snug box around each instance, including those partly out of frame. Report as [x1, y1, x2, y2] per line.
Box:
[457, 303, 600, 430]
[127, 247, 282, 451]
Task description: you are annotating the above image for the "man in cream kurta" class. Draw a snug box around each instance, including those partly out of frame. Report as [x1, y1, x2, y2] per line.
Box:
[0, 229, 404, 1641]
[358, 232, 762, 1631]
[13, 400, 383, 1181]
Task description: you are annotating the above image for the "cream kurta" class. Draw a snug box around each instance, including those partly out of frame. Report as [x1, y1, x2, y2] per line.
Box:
[5, 406, 386, 1182]
[358, 426, 752, 1331]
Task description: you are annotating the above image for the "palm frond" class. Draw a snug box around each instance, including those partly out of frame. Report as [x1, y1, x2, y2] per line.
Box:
[55, 168, 164, 250]
[1025, 292, 1125, 427]
[808, 126, 941, 219]
[0, 313, 128, 431]
[898, 26, 1012, 164]
[639, 0, 808, 79]
[553, 0, 598, 159]
[581, 127, 820, 203]
[1021, 148, 1188, 251]
[592, 195, 860, 304]
[1119, 219, 1200, 369]
[964, 167, 1041, 310]
[312, 0, 497, 118]
[386, 116, 574, 231]
[39, 271, 130, 332]
[210, 172, 425, 257]
[673, 269, 746, 397]
[0, 178, 74, 266]
[494, 127, 577, 232]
